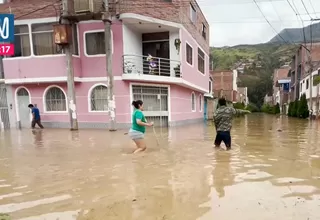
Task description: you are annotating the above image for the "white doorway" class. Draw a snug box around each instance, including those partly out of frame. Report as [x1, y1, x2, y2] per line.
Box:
[16, 88, 31, 129]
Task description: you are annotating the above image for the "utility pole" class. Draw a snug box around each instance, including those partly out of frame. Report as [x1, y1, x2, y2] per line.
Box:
[307, 48, 313, 116]
[317, 81, 320, 118]
[220, 72, 224, 98]
[61, 0, 78, 130]
[103, 0, 116, 131]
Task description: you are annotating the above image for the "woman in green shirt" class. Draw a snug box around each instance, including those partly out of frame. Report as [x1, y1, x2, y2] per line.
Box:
[129, 100, 154, 153]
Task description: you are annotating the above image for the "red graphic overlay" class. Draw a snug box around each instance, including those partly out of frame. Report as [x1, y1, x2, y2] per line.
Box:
[0, 44, 14, 56]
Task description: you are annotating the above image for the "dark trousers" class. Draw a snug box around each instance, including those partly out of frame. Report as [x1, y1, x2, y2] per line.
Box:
[31, 119, 44, 129]
[214, 131, 231, 149]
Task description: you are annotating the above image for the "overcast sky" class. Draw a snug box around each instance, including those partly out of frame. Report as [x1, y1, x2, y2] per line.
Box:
[198, 0, 320, 47]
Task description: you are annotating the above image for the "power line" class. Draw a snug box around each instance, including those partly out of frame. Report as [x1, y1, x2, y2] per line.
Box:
[307, 0, 318, 18]
[253, 0, 289, 44]
[15, 0, 61, 20]
[292, 0, 307, 46]
[301, 0, 313, 19]
[269, 0, 293, 43]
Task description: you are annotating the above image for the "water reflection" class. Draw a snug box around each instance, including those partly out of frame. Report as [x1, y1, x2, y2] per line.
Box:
[32, 130, 43, 148]
[212, 151, 234, 198]
[0, 114, 319, 219]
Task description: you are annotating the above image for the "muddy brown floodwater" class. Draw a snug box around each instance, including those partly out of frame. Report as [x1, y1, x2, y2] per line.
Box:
[0, 114, 320, 220]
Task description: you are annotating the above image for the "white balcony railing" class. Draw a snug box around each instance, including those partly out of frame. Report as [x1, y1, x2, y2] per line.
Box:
[123, 55, 181, 78]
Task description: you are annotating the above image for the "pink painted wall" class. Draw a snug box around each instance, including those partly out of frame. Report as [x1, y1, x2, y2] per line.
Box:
[78, 21, 124, 78]
[11, 82, 203, 125]
[3, 56, 81, 79]
[3, 21, 123, 80]
[11, 80, 131, 124]
[180, 28, 209, 92]
[170, 84, 203, 121]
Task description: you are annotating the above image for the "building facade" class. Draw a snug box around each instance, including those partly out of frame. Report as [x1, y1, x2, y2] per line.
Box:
[289, 43, 320, 102]
[236, 87, 248, 105]
[271, 66, 290, 113]
[211, 70, 238, 102]
[0, 0, 210, 129]
[299, 68, 320, 116]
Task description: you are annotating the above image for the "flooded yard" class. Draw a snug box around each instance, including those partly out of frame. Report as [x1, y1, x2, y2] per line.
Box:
[0, 114, 320, 220]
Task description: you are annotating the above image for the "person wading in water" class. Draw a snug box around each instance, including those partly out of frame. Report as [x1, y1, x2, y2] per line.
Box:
[28, 104, 44, 129]
[214, 98, 250, 151]
[129, 100, 154, 153]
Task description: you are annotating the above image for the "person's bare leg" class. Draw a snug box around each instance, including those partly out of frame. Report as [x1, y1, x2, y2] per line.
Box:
[133, 139, 146, 154]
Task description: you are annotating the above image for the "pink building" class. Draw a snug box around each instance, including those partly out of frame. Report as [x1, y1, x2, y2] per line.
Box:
[0, 0, 210, 129]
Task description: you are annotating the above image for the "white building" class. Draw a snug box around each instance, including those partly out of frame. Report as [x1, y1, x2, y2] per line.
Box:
[299, 69, 320, 115]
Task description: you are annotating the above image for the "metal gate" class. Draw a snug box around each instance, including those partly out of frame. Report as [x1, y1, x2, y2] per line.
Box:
[0, 84, 10, 130]
[132, 85, 168, 127]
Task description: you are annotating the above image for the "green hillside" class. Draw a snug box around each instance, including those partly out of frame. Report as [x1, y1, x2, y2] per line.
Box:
[210, 43, 298, 108]
[210, 44, 298, 71]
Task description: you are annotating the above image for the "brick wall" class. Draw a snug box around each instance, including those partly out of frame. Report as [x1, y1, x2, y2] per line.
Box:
[211, 71, 234, 91]
[1, 0, 209, 54]
[118, 0, 209, 54]
[0, 0, 61, 20]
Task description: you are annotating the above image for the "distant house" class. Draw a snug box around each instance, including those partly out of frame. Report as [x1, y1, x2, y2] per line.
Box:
[272, 67, 291, 114]
[289, 43, 320, 102]
[211, 70, 238, 102]
[299, 67, 320, 115]
[237, 87, 249, 105]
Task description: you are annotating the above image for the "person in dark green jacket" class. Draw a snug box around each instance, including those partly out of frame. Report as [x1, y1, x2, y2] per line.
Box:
[129, 100, 154, 153]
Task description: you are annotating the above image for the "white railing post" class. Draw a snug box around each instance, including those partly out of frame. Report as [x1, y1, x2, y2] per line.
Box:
[158, 58, 161, 76]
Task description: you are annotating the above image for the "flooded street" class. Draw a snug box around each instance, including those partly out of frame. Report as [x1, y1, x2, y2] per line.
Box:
[0, 114, 320, 220]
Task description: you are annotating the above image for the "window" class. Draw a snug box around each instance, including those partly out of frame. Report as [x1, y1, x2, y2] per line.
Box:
[90, 85, 108, 111]
[199, 95, 202, 112]
[72, 24, 79, 55]
[198, 48, 205, 74]
[186, 43, 193, 65]
[191, 92, 196, 111]
[190, 4, 196, 23]
[85, 31, 105, 55]
[306, 79, 309, 90]
[32, 23, 60, 56]
[11, 25, 31, 57]
[45, 87, 67, 112]
[202, 24, 206, 39]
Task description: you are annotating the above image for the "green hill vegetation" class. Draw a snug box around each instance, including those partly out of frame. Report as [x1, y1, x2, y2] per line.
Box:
[210, 43, 298, 109]
[210, 44, 297, 71]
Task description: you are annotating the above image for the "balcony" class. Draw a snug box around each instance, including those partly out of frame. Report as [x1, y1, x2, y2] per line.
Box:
[62, 0, 104, 21]
[122, 54, 182, 83]
[74, 0, 103, 13]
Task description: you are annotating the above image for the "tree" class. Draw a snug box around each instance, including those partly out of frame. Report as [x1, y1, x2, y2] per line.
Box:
[288, 102, 293, 116]
[297, 93, 309, 119]
[233, 102, 245, 109]
[292, 99, 299, 117]
[275, 103, 280, 114]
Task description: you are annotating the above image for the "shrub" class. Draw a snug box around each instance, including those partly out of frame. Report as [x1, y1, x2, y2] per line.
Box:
[261, 103, 274, 114]
[292, 99, 299, 117]
[275, 103, 281, 114]
[233, 102, 245, 110]
[297, 93, 309, 119]
[288, 102, 293, 116]
[246, 103, 259, 112]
